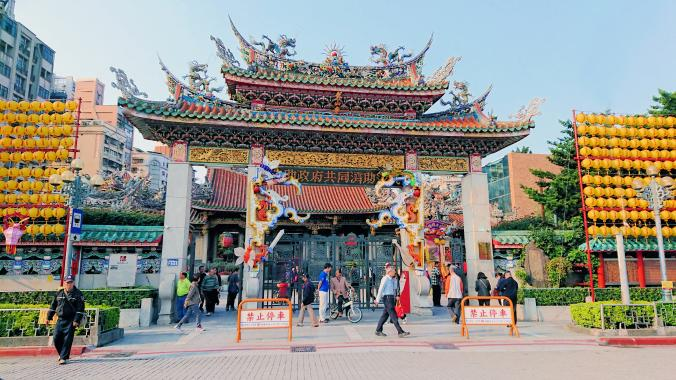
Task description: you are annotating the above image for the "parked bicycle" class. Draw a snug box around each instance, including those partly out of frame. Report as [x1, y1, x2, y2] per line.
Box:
[330, 287, 362, 323]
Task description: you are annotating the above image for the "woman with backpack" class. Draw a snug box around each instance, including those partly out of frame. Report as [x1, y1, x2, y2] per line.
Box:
[475, 272, 492, 306]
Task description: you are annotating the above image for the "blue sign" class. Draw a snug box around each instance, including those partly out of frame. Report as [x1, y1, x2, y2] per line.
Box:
[70, 208, 83, 235]
[167, 258, 179, 267]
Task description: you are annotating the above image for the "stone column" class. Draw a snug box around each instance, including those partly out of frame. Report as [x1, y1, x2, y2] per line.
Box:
[157, 142, 192, 324]
[194, 226, 209, 267]
[461, 167, 496, 298]
[242, 146, 264, 302]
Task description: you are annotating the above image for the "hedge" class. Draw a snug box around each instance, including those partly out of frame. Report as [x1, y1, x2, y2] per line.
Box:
[570, 301, 655, 329]
[518, 287, 664, 306]
[0, 288, 157, 309]
[83, 208, 164, 226]
[0, 303, 120, 337]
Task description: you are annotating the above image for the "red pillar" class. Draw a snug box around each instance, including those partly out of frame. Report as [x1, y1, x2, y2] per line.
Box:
[597, 252, 606, 288]
[636, 251, 646, 288]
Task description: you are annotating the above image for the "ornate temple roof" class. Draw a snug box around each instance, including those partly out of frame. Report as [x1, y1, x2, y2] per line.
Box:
[114, 21, 540, 159]
[193, 169, 384, 215]
[580, 238, 676, 252]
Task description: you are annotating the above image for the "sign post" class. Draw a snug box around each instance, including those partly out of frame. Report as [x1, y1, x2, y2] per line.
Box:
[236, 298, 292, 342]
[460, 296, 519, 338]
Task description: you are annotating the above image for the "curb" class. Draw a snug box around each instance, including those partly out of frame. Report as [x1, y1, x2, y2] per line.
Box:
[0, 345, 88, 357]
[598, 337, 676, 346]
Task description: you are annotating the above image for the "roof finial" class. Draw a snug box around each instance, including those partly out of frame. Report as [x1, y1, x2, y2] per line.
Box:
[510, 97, 546, 122]
[427, 56, 461, 85]
[110, 67, 148, 99]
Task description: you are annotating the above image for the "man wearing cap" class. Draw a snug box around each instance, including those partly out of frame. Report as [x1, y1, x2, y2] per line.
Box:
[374, 263, 410, 337]
[47, 275, 86, 365]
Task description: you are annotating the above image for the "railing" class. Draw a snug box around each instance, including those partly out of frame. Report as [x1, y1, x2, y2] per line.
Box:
[655, 301, 675, 328]
[0, 307, 112, 338]
[599, 303, 657, 330]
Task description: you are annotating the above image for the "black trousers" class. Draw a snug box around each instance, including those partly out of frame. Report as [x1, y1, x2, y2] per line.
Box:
[447, 298, 461, 324]
[204, 289, 219, 313]
[508, 296, 518, 324]
[53, 318, 75, 360]
[432, 284, 441, 306]
[226, 291, 238, 310]
[376, 295, 404, 334]
[337, 295, 346, 313]
[478, 299, 490, 306]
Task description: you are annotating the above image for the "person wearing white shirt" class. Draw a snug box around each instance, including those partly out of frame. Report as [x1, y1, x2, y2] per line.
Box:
[373, 264, 410, 338]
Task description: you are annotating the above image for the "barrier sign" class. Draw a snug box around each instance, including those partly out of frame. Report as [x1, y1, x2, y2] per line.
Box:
[237, 298, 292, 342]
[460, 296, 519, 338]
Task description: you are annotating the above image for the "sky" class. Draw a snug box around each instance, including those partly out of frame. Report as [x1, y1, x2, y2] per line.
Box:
[16, 0, 676, 164]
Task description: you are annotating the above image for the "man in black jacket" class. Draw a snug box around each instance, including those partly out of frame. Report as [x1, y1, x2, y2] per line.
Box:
[47, 275, 86, 364]
[499, 271, 519, 324]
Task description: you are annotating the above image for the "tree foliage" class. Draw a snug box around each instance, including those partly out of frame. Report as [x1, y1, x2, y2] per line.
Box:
[83, 208, 164, 226]
[512, 146, 533, 154]
[648, 89, 676, 116]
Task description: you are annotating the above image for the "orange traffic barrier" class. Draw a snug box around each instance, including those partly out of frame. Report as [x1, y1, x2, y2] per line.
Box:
[459, 296, 520, 338]
[236, 298, 293, 343]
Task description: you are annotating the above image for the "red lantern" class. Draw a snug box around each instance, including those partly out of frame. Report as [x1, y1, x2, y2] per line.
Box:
[253, 185, 261, 194]
[413, 187, 421, 198]
[221, 235, 234, 248]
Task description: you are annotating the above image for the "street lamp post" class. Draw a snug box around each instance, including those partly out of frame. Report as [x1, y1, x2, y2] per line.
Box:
[632, 165, 674, 302]
[49, 158, 104, 285]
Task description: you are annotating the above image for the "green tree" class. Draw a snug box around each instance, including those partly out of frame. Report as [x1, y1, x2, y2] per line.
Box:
[648, 89, 676, 116]
[512, 146, 533, 154]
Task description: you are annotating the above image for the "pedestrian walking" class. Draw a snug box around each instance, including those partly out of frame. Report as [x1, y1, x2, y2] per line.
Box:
[226, 268, 240, 311]
[197, 265, 207, 312]
[330, 268, 351, 318]
[201, 267, 220, 316]
[499, 271, 519, 324]
[47, 275, 86, 365]
[475, 272, 492, 306]
[429, 261, 442, 306]
[296, 273, 318, 327]
[374, 264, 410, 337]
[175, 274, 204, 332]
[318, 263, 332, 323]
[494, 272, 505, 305]
[175, 272, 190, 321]
[445, 265, 463, 324]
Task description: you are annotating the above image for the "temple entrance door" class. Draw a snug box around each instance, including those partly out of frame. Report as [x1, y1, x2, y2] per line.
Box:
[262, 234, 394, 309]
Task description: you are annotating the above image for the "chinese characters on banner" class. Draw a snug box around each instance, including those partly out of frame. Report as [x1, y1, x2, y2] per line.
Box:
[282, 168, 379, 186]
[240, 308, 290, 328]
[463, 306, 512, 325]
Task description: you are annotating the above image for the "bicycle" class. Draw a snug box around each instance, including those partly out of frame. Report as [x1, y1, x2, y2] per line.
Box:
[329, 288, 362, 323]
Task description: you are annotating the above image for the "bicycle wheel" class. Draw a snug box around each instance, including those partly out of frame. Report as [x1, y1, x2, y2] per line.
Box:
[347, 307, 362, 323]
[330, 306, 339, 320]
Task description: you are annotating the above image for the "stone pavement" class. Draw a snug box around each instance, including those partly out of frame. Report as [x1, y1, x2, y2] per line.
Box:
[2, 306, 675, 379]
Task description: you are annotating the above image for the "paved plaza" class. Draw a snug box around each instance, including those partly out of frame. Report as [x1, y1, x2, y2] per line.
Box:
[2, 307, 675, 379]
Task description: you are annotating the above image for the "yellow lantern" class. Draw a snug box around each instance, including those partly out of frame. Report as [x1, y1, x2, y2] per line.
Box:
[66, 100, 78, 111]
[598, 210, 608, 221]
[629, 210, 639, 220]
[581, 158, 592, 168]
[28, 207, 39, 219]
[585, 197, 597, 207]
[52, 224, 65, 235]
[587, 210, 598, 220]
[21, 151, 33, 161]
[40, 101, 53, 113]
[660, 210, 670, 221]
[62, 113, 75, 124]
[40, 224, 53, 235]
[23, 138, 35, 149]
[45, 151, 57, 162]
[662, 227, 671, 239]
[54, 207, 66, 218]
[53, 101, 65, 113]
[62, 125, 73, 136]
[575, 113, 586, 123]
[596, 197, 606, 207]
[32, 151, 45, 162]
[29, 194, 39, 204]
[582, 174, 593, 184]
[588, 225, 597, 236]
[40, 208, 54, 219]
[619, 210, 629, 220]
[5, 179, 17, 190]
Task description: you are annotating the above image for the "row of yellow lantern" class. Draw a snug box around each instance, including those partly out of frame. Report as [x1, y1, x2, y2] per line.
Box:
[580, 158, 676, 171]
[23, 224, 66, 236]
[2, 206, 67, 219]
[577, 125, 676, 138]
[0, 125, 75, 137]
[581, 175, 673, 187]
[0, 193, 67, 204]
[0, 180, 63, 192]
[0, 166, 68, 179]
[575, 113, 675, 127]
[0, 100, 78, 113]
[0, 137, 75, 149]
[588, 208, 676, 222]
[579, 136, 676, 150]
[0, 150, 70, 162]
[586, 196, 676, 209]
[583, 186, 640, 198]
[587, 225, 676, 238]
[580, 148, 676, 162]
[0, 113, 75, 125]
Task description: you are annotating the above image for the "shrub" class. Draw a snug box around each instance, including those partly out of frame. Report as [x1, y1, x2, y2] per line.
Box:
[518, 287, 665, 305]
[83, 208, 164, 226]
[0, 303, 120, 336]
[570, 301, 654, 329]
[656, 302, 676, 326]
[546, 257, 572, 288]
[0, 288, 157, 309]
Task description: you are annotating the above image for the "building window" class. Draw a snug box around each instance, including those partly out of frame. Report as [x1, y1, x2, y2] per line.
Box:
[37, 86, 49, 99]
[40, 45, 54, 64]
[16, 55, 27, 75]
[1, 17, 16, 37]
[13, 75, 25, 94]
[0, 40, 11, 55]
[18, 35, 30, 57]
[39, 67, 51, 81]
[0, 61, 10, 78]
[0, 84, 8, 98]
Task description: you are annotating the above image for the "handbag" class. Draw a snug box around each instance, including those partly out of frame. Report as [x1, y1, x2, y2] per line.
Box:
[395, 299, 405, 318]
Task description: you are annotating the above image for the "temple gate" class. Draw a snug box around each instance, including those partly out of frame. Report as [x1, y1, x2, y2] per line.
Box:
[115, 19, 540, 322]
